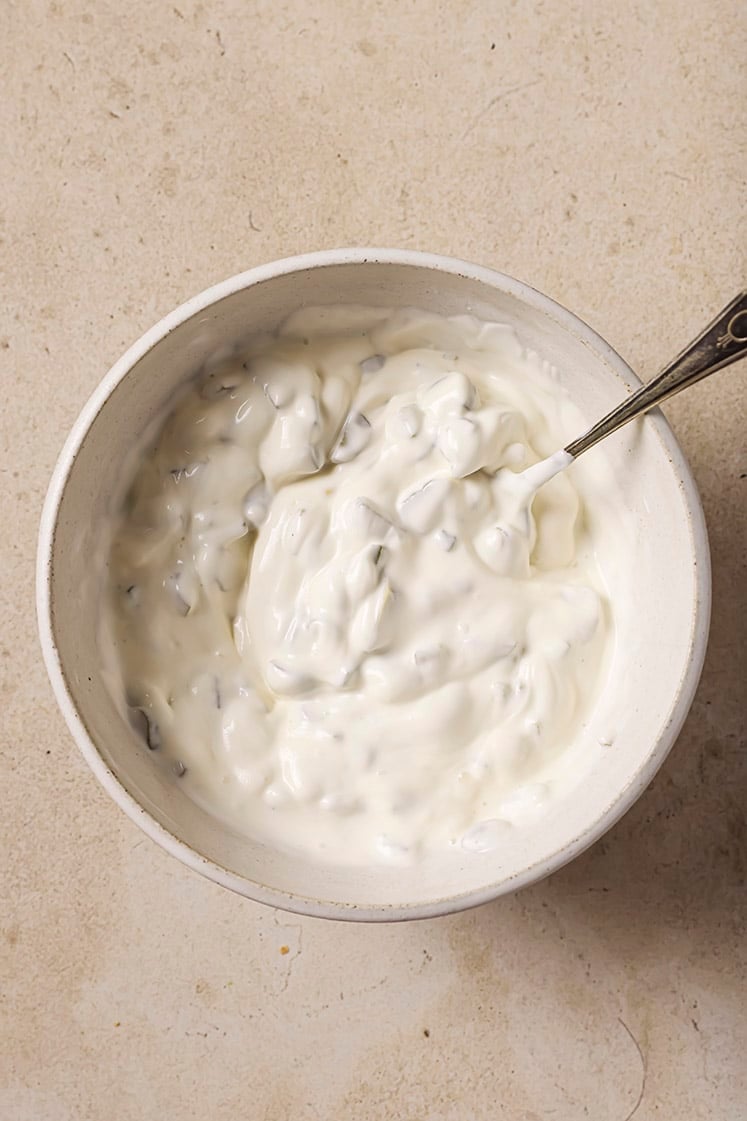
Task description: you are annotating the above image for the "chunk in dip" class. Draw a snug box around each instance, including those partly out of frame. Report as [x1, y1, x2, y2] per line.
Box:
[102, 307, 613, 864]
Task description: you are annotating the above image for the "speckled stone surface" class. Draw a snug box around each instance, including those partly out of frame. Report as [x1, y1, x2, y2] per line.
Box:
[2, 2, 746, 1118]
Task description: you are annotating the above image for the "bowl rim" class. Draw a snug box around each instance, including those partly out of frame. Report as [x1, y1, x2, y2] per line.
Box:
[36, 247, 711, 921]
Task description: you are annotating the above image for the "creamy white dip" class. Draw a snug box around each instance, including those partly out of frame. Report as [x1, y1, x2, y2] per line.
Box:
[102, 307, 613, 864]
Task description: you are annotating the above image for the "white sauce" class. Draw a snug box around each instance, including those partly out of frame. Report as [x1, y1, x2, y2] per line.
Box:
[102, 307, 613, 864]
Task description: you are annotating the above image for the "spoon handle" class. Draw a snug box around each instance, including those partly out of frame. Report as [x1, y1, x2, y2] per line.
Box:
[565, 290, 747, 459]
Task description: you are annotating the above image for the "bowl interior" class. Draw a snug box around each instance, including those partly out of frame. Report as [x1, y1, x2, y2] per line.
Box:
[41, 256, 708, 918]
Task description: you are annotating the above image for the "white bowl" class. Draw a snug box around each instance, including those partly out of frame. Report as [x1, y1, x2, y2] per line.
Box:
[36, 249, 710, 921]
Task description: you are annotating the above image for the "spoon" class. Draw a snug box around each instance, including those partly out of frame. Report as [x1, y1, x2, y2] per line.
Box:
[520, 289, 747, 492]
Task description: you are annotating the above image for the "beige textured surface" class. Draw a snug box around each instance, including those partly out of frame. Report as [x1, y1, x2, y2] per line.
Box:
[2, 1, 746, 1118]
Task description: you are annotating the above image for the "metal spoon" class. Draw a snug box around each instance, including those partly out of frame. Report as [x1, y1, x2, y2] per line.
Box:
[520, 290, 747, 492]
[567, 290, 747, 458]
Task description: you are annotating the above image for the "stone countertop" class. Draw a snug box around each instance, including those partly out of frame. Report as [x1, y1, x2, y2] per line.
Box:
[2, 2, 745, 1118]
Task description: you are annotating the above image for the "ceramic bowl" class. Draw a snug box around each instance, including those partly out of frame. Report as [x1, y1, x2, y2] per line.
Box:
[37, 249, 710, 920]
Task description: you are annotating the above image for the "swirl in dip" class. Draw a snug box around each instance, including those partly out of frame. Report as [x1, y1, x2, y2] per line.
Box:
[102, 307, 614, 864]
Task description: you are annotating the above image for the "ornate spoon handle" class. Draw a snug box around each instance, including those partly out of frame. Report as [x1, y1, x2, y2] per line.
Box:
[566, 291, 747, 460]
